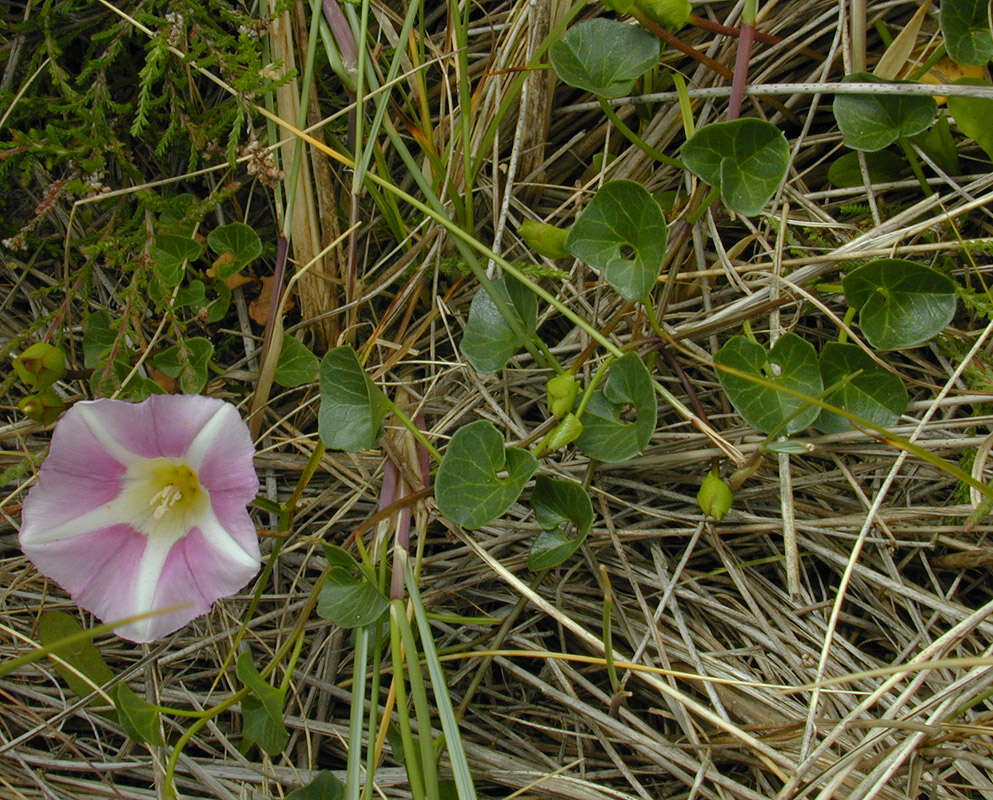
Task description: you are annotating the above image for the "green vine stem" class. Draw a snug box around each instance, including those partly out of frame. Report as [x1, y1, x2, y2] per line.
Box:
[599, 565, 621, 696]
[574, 356, 614, 420]
[897, 137, 934, 197]
[837, 306, 857, 345]
[598, 98, 683, 169]
[162, 687, 250, 799]
[713, 360, 993, 503]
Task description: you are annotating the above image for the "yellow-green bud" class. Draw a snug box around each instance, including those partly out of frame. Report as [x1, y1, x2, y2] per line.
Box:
[635, 0, 691, 28]
[540, 413, 584, 453]
[13, 342, 66, 390]
[546, 372, 579, 418]
[18, 390, 66, 425]
[519, 220, 571, 260]
[696, 468, 733, 520]
[601, 0, 636, 13]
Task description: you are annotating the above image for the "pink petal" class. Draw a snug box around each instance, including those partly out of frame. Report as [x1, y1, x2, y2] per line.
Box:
[24, 520, 259, 643]
[132, 525, 260, 642]
[76, 395, 236, 460]
[24, 524, 147, 626]
[191, 401, 259, 500]
[192, 402, 261, 557]
[204, 492, 262, 566]
[20, 404, 127, 533]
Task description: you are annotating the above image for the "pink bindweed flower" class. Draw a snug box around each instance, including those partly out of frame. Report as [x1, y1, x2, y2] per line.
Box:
[19, 395, 261, 642]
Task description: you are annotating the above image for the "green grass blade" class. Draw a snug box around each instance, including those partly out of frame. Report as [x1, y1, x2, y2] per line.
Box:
[404, 561, 477, 800]
[346, 625, 370, 800]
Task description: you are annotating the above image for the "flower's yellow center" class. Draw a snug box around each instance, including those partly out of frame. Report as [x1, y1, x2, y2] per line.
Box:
[148, 462, 202, 518]
[126, 459, 208, 537]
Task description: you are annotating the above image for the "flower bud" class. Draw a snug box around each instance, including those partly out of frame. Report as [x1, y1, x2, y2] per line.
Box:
[519, 220, 570, 260]
[546, 372, 579, 418]
[18, 390, 66, 425]
[13, 342, 66, 390]
[601, 0, 635, 13]
[635, 0, 691, 28]
[540, 413, 584, 453]
[697, 468, 733, 520]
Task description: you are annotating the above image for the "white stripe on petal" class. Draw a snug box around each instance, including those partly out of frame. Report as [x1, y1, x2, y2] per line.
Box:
[77, 404, 142, 467]
[197, 507, 259, 569]
[24, 495, 133, 544]
[129, 535, 177, 642]
[183, 403, 234, 469]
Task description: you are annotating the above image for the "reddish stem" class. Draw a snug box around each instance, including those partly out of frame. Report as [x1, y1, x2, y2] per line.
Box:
[322, 0, 357, 71]
[637, 14, 733, 80]
[727, 22, 755, 120]
[689, 13, 825, 61]
[257, 235, 288, 373]
[660, 347, 710, 429]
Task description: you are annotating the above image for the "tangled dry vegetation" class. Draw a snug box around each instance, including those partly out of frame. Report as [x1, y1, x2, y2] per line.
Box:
[3, 0, 993, 798]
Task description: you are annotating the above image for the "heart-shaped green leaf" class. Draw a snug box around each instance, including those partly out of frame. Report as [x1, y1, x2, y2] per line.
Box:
[948, 79, 993, 160]
[242, 695, 290, 756]
[207, 279, 232, 323]
[814, 342, 908, 434]
[566, 180, 667, 301]
[275, 334, 319, 388]
[158, 193, 198, 236]
[941, 0, 993, 66]
[435, 419, 538, 529]
[116, 684, 164, 746]
[714, 333, 822, 434]
[832, 73, 937, 152]
[909, 114, 961, 175]
[174, 279, 207, 310]
[843, 259, 957, 349]
[237, 651, 284, 723]
[318, 345, 390, 451]
[237, 651, 289, 756]
[317, 545, 388, 628]
[207, 222, 262, 278]
[827, 149, 908, 187]
[83, 311, 117, 368]
[681, 119, 790, 216]
[460, 276, 538, 373]
[287, 772, 346, 800]
[527, 476, 594, 571]
[179, 337, 213, 393]
[550, 19, 661, 99]
[151, 233, 202, 288]
[576, 353, 657, 462]
[38, 611, 114, 703]
[152, 337, 213, 393]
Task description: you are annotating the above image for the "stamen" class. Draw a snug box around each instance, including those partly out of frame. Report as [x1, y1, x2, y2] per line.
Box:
[149, 484, 184, 519]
